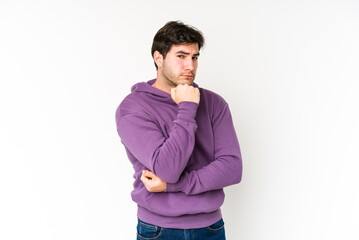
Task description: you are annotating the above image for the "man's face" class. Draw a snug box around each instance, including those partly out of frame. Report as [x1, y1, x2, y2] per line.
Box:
[159, 43, 199, 87]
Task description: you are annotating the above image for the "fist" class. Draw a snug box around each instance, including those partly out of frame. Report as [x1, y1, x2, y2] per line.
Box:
[141, 170, 166, 192]
[170, 84, 200, 105]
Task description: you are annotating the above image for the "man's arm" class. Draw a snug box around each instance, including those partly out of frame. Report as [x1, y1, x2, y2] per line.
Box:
[141, 102, 242, 195]
[141, 170, 167, 192]
[116, 84, 200, 183]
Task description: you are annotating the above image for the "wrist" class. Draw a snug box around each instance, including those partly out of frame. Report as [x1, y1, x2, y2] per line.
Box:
[177, 102, 199, 121]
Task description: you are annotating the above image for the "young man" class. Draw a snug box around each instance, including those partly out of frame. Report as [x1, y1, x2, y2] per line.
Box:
[115, 21, 242, 240]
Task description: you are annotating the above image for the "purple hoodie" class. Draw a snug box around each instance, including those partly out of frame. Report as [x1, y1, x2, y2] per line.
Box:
[115, 79, 242, 229]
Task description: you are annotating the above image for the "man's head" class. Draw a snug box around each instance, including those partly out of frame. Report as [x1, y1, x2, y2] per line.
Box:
[151, 21, 205, 67]
[151, 21, 205, 87]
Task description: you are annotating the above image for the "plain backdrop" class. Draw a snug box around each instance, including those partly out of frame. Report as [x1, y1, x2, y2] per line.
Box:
[1, 0, 358, 239]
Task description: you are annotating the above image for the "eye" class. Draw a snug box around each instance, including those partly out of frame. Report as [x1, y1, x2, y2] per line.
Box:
[192, 56, 198, 60]
[177, 55, 184, 58]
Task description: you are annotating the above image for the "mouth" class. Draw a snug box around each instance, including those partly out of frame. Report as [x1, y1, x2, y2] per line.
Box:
[181, 74, 194, 79]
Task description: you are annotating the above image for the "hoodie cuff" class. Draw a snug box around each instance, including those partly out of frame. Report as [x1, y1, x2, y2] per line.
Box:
[165, 173, 189, 193]
[177, 101, 199, 122]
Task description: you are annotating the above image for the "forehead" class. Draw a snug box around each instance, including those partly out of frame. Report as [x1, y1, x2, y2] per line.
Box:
[168, 43, 199, 54]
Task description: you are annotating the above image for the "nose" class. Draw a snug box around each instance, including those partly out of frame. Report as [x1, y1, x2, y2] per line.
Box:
[184, 58, 195, 71]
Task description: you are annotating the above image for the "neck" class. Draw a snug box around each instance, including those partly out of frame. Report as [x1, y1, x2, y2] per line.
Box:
[151, 71, 173, 95]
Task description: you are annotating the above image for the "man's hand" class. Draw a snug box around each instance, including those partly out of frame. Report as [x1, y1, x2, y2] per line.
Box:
[171, 84, 200, 104]
[141, 170, 167, 192]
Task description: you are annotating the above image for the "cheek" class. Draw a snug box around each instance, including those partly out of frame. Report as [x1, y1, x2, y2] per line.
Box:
[175, 59, 184, 67]
[172, 61, 184, 71]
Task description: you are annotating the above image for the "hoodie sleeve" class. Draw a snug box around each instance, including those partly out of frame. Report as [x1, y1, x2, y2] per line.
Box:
[116, 101, 199, 183]
[165, 102, 242, 195]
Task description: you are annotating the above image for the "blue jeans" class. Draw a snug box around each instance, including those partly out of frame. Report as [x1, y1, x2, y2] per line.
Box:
[136, 218, 226, 240]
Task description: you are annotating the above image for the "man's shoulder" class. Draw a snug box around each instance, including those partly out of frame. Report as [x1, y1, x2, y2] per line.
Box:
[200, 87, 223, 97]
[115, 90, 151, 122]
[119, 90, 148, 108]
[121, 90, 144, 103]
[199, 87, 228, 106]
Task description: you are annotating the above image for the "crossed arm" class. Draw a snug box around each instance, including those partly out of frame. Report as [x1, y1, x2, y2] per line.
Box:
[141, 101, 242, 195]
[141, 170, 167, 192]
[117, 84, 201, 183]
[118, 84, 242, 195]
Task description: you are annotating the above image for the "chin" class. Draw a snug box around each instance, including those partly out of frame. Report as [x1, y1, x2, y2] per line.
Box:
[178, 79, 194, 85]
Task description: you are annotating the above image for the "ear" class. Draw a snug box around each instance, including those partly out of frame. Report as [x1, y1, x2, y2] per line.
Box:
[153, 51, 163, 69]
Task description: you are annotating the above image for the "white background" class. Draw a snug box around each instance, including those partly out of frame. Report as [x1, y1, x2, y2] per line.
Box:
[1, 0, 358, 239]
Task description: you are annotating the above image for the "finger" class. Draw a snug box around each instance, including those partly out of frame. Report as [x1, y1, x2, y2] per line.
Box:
[177, 84, 186, 90]
[140, 173, 147, 183]
[171, 87, 176, 96]
[143, 170, 155, 179]
[140, 174, 151, 189]
[170, 88, 177, 103]
[195, 88, 200, 97]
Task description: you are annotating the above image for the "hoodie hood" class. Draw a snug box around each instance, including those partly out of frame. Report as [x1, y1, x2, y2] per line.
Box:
[131, 78, 199, 103]
[131, 79, 168, 98]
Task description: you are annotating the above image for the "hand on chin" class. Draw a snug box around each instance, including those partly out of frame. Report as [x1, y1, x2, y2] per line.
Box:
[177, 78, 194, 86]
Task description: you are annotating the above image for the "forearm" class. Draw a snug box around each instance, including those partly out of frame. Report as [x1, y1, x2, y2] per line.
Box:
[117, 101, 199, 183]
[166, 102, 243, 194]
[166, 152, 242, 195]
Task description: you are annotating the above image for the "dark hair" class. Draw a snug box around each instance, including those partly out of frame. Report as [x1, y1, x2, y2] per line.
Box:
[151, 21, 205, 69]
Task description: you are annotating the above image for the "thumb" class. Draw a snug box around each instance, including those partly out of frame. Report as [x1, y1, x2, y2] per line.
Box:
[170, 88, 176, 101]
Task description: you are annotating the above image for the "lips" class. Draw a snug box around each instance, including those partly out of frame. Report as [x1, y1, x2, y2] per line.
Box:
[182, 74, 194, 78]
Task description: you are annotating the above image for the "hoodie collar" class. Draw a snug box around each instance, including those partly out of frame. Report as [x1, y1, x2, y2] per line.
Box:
[131, 79, 199, 99]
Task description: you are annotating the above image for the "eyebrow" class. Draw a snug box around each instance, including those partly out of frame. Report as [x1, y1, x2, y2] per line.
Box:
[176, 50, 200, 56]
